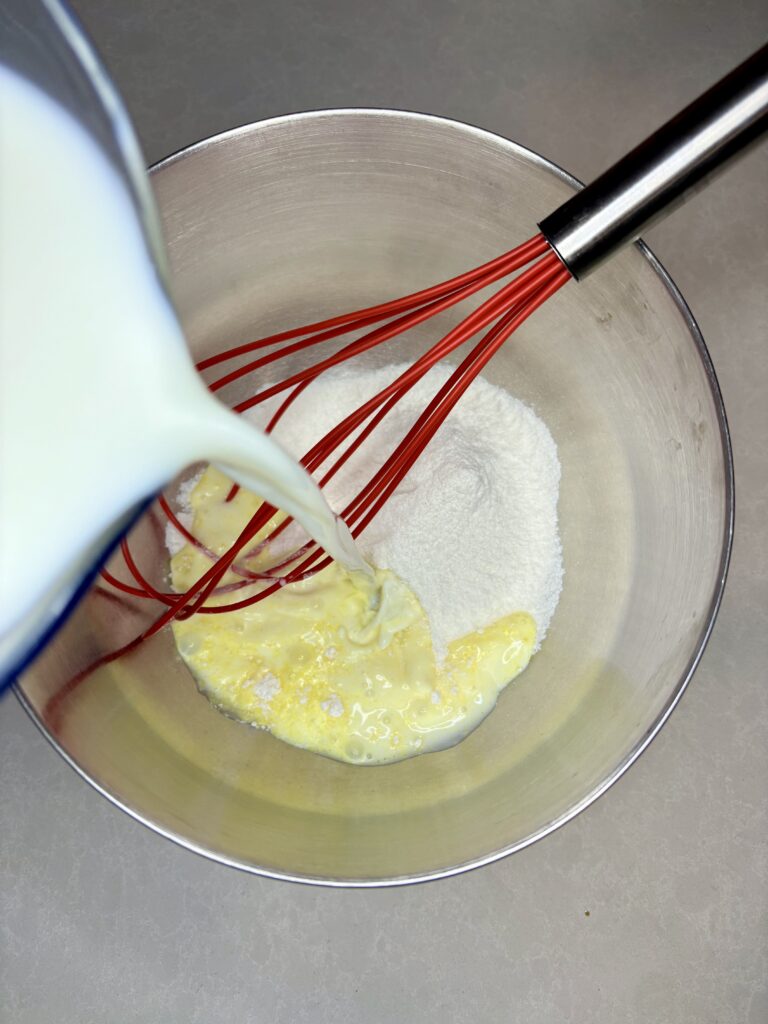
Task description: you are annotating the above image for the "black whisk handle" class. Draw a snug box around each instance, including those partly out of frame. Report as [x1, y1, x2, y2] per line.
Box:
[539, 42, 768, 279]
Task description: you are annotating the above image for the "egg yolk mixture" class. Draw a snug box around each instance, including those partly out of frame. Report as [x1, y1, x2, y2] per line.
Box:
[170, 467, 536, 765]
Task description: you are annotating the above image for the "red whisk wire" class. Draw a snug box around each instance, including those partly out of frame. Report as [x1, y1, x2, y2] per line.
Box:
[60, 235, 571, 718]
[195, 235, 549, 373]
[109, 242, 566, 613]
[199, 248, 566, 594]
[340, 263, 569, 536]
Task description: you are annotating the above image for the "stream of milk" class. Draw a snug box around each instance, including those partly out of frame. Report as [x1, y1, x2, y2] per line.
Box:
[0, 65, 364, 679]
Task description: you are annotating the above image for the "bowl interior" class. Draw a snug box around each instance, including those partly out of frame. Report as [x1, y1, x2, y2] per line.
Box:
[17, 111, 731, 884]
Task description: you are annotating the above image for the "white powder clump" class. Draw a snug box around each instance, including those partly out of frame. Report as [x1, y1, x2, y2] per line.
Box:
[249, 362, 563, 660]
[321, 694, 345, 718]
[245, 672, 281, 709]
[164, 469, 203, 555]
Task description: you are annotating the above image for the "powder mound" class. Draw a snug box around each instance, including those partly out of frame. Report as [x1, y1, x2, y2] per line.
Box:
[249, 363, 563, 659]
[164, 469, 203, 555]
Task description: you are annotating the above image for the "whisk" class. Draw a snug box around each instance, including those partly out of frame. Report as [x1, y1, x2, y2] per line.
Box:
[95, 43, 767, 673]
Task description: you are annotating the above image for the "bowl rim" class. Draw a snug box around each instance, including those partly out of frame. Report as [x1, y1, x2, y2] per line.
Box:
[16, 107, 735, 887]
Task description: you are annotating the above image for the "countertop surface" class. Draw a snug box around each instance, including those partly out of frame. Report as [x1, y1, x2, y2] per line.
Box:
[2, 2, 766, 1021]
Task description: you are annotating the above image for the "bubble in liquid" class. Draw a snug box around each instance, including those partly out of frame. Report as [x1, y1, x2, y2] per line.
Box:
[345, 741, 365, 762]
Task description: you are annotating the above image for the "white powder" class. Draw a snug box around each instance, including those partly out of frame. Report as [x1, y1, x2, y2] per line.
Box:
[251, 673, 280, 701]
[321, 694, 345, 718]
[165, 469, 203, 555]
[249, 362, 563, 658]
[245, 672, 281, 710]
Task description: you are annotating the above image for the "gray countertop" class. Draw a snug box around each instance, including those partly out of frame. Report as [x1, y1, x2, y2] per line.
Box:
[2, 2, 767, 1021]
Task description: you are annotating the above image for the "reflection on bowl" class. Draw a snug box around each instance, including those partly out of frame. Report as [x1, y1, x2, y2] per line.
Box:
[17, 110, 732, 885]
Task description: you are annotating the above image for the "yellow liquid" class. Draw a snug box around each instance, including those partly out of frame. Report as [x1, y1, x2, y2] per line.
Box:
[171, 467, 536, 765]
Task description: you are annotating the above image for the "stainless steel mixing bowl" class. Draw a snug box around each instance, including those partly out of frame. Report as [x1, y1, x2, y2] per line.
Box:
[16, 110, 733, 885]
